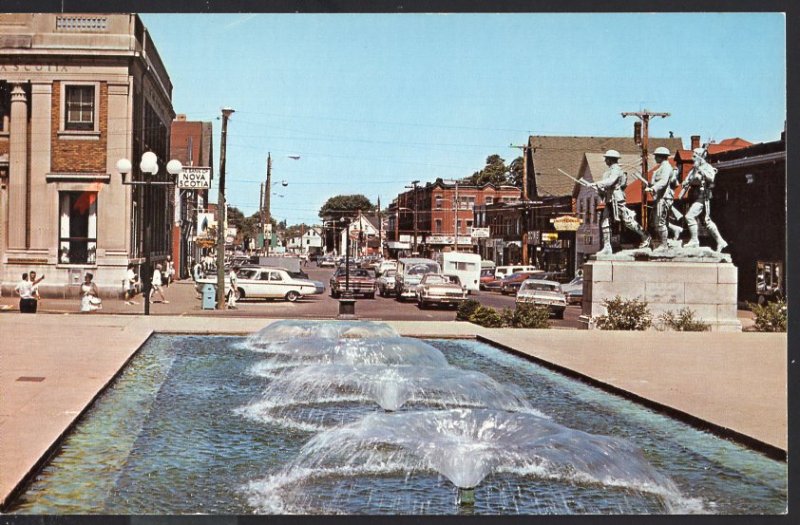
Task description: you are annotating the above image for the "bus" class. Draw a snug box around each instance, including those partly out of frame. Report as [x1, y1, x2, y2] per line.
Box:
[438, 252, 482, 292]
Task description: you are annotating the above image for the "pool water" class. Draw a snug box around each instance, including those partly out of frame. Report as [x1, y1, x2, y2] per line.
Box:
[8, 334, 787, 515]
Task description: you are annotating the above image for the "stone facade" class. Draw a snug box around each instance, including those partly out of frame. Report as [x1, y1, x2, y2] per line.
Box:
[581, 259, 742, 332]
[0, 14, 175, 298]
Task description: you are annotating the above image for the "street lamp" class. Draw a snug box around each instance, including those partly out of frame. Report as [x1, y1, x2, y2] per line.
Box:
[116, 152, 183, 315]
[337, 216, 357, 319]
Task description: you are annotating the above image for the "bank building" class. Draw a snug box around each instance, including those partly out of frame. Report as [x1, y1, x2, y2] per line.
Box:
[0, 13, 175, 297]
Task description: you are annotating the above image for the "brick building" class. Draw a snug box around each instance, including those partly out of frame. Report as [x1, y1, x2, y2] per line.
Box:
[387, 180, 520, 258]
[0, 13, 175, 297]
[170, 115, 214, 279]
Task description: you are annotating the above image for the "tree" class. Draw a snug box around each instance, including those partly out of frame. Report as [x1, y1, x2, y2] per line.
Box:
[464, 154, 522, 187]
[318, 194, 375, 221]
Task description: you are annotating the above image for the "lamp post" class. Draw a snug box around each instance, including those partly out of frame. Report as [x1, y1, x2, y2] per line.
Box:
[116, 152, 183, 315]
[216, 107, 234, 309]
[337, 216, 357, 318]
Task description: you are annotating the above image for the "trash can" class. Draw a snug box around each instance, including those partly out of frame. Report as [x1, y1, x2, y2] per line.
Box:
[201, 284, 217, 310]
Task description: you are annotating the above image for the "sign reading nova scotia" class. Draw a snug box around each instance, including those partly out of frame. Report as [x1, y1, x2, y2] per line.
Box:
[177, 166, 212, 189]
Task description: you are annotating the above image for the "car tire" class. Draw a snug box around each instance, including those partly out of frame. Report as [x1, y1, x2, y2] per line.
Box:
[286, 291, 300, 302]
[236, 288, 244, 300]
[331, 290, 340, 299]
[417, 300, 426, 309]
[555, 309, 564, 319]
[367, 292, 375, 299]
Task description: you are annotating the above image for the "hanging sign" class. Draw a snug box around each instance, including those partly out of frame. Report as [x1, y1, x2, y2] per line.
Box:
[178, 167, 212, 189]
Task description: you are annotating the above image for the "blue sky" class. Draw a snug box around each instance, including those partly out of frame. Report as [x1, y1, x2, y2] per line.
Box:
[140, 13, 786, 225]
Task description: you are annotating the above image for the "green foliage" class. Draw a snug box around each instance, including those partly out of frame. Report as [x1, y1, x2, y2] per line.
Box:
[319, 194, 375, 220]
[456, 299, 482, 321]
[468, 305, 505, 328]
[463, 154, 522, 187]
[748, 298, 787, 332]
[594, 295, 652, 331]
[657, 307, 711, 332]
[502, 304, 551, 329]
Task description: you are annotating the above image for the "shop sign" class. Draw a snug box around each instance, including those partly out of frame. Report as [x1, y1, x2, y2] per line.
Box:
[542, 232, 559, 242]
[178, 167, 212, 189]
[550, 215, 582, 231]
[526, 230, 541, 244]
[470, 227, 490, 238]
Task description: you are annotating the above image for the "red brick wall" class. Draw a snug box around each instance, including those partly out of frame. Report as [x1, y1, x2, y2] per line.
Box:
[51, 81, 108, 172]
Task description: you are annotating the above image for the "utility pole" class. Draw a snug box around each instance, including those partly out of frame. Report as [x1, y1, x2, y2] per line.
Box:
[216, 107, 234, 309]
[510, 143, 530, 264]
[622, 109, 670, 230]
[259, 182, 264, 252]
[377, 196, 382, 257]
[264, 152, 272, 253]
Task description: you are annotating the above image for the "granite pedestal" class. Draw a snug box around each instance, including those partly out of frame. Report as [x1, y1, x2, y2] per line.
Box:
[580, 255, 741, 332]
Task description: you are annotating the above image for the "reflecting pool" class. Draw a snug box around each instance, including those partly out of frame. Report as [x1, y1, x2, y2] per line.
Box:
[9, 322, 787, 515]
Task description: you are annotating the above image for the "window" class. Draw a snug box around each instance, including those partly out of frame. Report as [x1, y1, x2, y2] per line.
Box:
[456, 219, 462, 232]
[64, 85, 95, 131]
[466, 220, 473, 229]
[484, 196, 494, 205]
[434, 219, 442, 233]
[0, 82, 9, 132]
[268, 271, 284, 281]
[435, 195, 443, 209]
[59, 191, 97, 264]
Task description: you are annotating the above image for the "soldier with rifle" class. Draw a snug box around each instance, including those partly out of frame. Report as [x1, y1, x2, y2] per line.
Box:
[589, 150, 651, 255]
[645, 146, 683, 249]
[680, 147, 728, 252]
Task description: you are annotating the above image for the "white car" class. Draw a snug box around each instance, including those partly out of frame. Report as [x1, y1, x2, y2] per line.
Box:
[376, 260, 398, 276]
[561, 276, 584, 304]
[195, 267, 316, 302]
[515, 279, 567, 319]
[415, 274, 467, 308]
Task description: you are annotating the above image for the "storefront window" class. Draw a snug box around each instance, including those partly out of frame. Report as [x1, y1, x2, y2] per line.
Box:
[59, 191, 97, 264]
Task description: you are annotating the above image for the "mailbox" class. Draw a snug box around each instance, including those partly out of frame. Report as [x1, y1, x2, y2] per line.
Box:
[201, 283, 217, 310]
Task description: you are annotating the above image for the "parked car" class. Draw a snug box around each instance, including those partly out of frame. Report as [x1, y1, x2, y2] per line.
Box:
[500, 271, 545, 295]
[376, 269, 398, 297]
[395, 258, 441, 301]
[416, 274, 467, 309]
[479, 268, 498, 290]
[515, 279, 567, 319]
[330, 267, 376, 298]
[561, 276, 583, 304]
[237, 264, 325, 295]
[194, 267, 316, 302]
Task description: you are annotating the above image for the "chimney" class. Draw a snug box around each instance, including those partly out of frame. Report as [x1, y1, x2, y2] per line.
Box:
[690, 135, 700, 150]
[176, 114, 187, 122]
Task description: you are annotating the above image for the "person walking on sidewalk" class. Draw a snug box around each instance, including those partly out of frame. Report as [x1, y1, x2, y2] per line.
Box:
[149, 264, 169, 304]
[226, 267, 238, 309]
[123, 264, 138, 305]
[15, 273, 36, 313]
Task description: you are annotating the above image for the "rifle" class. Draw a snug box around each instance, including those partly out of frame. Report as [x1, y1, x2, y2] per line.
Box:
[557, 168, 598, 192]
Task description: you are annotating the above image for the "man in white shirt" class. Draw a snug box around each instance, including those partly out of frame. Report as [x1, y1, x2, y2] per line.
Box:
[15, 273, 35, 313]
[123, 264, 138, 305]
[226, 268, 238, 309]
[150, 264, 169, 304]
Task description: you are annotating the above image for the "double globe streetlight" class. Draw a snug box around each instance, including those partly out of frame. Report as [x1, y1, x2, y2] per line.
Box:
[116, 151, 183, 315]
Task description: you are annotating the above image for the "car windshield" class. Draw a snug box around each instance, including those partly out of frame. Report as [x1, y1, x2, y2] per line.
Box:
[347, 269, 372, 277]
[568, 277, 583, 286]
[481, 269, 495, 277]
[520, 282, 558, 292]
[407, 263, 438, 276]
[383, 270, 396, 278]
[238, 269, 258, 279]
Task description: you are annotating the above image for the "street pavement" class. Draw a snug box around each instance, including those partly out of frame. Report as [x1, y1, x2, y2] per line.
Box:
[0, 265, 752, 328]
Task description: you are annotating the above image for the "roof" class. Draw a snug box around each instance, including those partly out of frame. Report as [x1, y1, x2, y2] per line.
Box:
[528, 135, 684, 197]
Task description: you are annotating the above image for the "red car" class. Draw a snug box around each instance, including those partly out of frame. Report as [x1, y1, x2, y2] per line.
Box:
[479, 268, 497, 291]
[500, 271, 545, 295]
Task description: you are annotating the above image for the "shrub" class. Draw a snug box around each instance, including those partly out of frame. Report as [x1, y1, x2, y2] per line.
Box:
[507, 304, 551, 329]
[594, 295, 652, 331]
[748, 298, 787, 332]
[468, 305, 505, 328]
[456, 299, 482, 321]
[657, 307, 711, 332]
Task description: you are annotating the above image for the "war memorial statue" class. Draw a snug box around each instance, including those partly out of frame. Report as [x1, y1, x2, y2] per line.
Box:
[576, 142, 740, 331]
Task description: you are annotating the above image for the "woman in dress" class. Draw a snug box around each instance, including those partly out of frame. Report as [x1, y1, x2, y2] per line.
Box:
[80, 273, 102, 312]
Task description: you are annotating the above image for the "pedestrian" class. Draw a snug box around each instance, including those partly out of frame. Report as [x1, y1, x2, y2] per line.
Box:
[590, 149, 651, 255]
[226, 267, 238, 309]
[28, 270, 45, 301]
[123, 264, 138, 305]
[165, 255, 175, 286]
[150, 264, 169, 304]
[681, 147, 728, 252]
[645, 146, 683, 250]
[80, 273, 102, 312]
[192, 259, 203, 281]
[15, 272, 37, 313]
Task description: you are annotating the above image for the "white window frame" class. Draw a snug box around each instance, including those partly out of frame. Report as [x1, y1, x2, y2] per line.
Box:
[59, 81, 100, 137]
